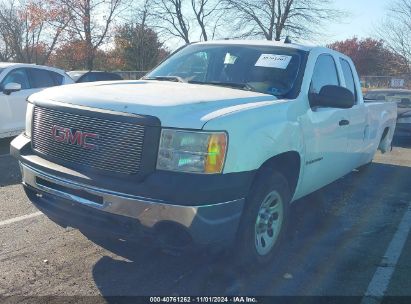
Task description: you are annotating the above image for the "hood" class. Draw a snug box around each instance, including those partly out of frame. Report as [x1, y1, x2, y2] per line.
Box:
[29, 80, 279, 128]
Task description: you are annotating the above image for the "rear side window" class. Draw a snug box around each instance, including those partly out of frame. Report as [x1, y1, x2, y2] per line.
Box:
[29, 68, 56, 88]
[49, 71, 64, 85]
[310, 54, 339, 94]
[340, 58, 357, 102]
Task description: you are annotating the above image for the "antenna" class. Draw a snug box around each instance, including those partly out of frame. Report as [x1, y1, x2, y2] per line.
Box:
[284, 36, 292, 44]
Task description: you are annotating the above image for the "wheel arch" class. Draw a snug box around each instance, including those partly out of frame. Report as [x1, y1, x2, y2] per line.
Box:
[252, 151, 301, 201]
[378, 126, 392, 153]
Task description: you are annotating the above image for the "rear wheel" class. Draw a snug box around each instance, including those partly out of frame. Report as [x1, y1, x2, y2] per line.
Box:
[234, 170, 290, 265]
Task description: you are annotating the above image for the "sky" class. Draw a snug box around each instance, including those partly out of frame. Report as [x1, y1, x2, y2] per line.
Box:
[322, 0, 392, 45]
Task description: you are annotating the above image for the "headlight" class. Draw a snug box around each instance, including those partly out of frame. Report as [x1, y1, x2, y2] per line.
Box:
[25, 102, 34, 137]
[157, 129, 227, 174]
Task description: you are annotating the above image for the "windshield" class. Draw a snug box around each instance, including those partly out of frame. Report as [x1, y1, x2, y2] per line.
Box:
[146, 44, 306, 97]
[365, 90, 411, 109]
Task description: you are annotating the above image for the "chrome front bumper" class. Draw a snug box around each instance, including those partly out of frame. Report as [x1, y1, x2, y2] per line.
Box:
[21, 163, 245, 246]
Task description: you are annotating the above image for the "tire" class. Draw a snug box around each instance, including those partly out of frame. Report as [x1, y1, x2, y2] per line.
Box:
[234, 169, 291, 265]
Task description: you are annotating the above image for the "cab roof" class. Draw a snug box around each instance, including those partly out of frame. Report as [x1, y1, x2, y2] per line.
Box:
[194, 39, 315, 52]
[0, 62, 35, 68]
[0, 62, 66, 74]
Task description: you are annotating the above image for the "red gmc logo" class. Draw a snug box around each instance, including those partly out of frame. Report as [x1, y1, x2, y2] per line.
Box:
[51, 125, 99, 150]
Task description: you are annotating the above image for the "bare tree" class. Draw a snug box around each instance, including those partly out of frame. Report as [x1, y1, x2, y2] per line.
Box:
[151, 0, 191, 43]
[0, 1, 19, 61]
[191, 0, 223, 41]
[0, 0, 70, 64]
[119, 0, 169, 70]
[222, 0, 341, 41]
[0, 35, 13, 61]
[59, 0, 124, 69]
[150, 0, 224, 43]
[135, 0, 150, 69]
[377, 0, 411, 71]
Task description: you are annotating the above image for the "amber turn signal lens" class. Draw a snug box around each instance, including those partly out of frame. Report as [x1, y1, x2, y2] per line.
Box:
[205, 133, 227, 174]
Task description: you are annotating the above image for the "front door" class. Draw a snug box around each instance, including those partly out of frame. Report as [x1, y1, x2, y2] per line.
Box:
[299, 54, 351, 195]
[0, 68, 36, 135]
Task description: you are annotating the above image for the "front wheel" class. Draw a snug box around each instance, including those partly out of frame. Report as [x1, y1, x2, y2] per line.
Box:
[234, 170, 290, 265]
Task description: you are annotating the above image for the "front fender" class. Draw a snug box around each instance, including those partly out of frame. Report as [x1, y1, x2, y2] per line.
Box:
[202, 102, 304, 174]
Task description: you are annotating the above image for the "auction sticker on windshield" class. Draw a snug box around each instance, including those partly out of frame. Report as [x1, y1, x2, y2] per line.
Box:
[255, 54, 292, 69]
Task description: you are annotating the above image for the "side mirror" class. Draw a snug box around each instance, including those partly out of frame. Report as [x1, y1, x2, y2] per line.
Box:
[3, 82, 22, 95]
[309, 85, 355, 109]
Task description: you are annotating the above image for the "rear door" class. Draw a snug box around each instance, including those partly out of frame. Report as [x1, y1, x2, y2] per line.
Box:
[338, 58, 369, 168]
[300, 54, 352, 193]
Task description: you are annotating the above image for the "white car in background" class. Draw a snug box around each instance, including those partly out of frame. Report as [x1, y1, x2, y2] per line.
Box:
[0, 63, 73, 139]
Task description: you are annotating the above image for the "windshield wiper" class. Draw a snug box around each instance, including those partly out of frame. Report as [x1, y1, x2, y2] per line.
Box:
[188, 80, 261, 93]
[188, 80, 247, 88]
[143, 76, 186, 83]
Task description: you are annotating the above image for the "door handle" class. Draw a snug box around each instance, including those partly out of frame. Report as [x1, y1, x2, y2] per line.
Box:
[339, 119, 350, 126]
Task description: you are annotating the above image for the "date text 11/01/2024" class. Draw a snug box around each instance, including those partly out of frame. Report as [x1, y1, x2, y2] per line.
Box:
[149, 297, 258, 303]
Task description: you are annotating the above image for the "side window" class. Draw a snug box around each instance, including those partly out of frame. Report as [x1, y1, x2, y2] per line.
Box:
[79, 73, 95, 82]
[28, 68, 56, 88]
[96, 73, 107, 81]
[96, 73, 116, 81]
[310, 54, 339, 94]
[1, 68, 30, 90]
[340, 58, 357, 102]
[106, 73, 122, 80]
[49, 71, 64, 85]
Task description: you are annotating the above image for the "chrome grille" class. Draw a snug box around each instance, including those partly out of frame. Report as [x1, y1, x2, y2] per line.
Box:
[32, 106, 145, 175]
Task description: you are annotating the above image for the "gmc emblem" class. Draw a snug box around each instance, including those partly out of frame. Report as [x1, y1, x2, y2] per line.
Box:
[51, 125, 99, 150]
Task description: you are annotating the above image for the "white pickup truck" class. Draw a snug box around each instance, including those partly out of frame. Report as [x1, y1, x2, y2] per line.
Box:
[11, 40, 396, 264]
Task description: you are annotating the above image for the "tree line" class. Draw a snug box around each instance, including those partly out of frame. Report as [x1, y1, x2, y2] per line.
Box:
[0, 0, 410, 75]
[328, 0, 411, 76]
